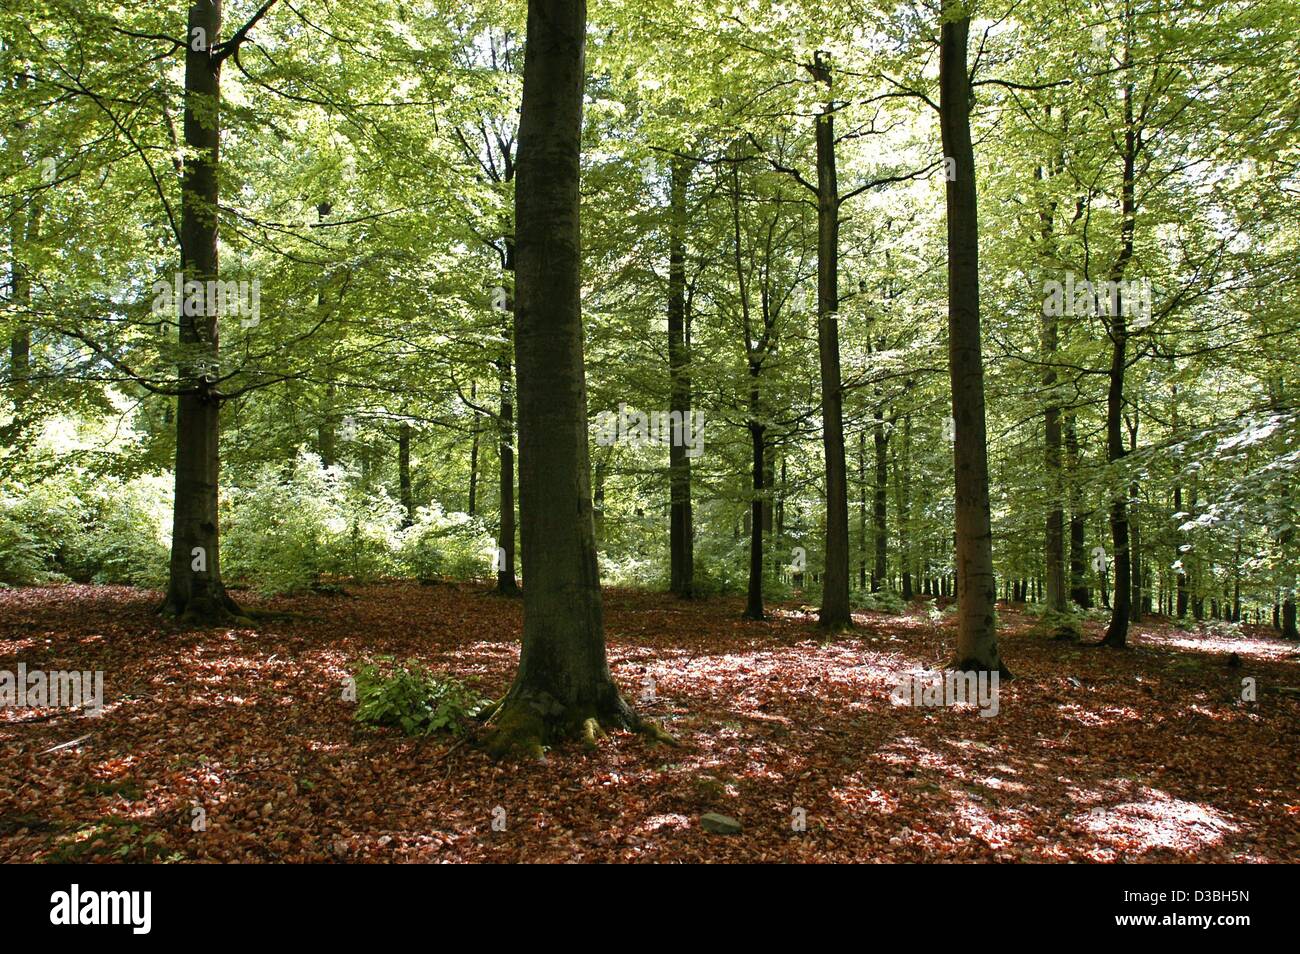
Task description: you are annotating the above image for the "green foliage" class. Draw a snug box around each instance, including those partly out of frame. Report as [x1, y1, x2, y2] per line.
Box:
[398, 504, 496, 582]
[0, 472, 168, 587]
[223, 451, 403, 595]
[352, 657, 488, 737]
[852, 588, 907, 615]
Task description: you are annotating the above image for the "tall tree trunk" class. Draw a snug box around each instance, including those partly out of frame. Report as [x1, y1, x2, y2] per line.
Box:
[1127, 410, 1142, 622]
[898, 413, 914, 600]
[858, 429, 868, 590]
[1066, 415, 1090, 607]
[398, 420, 413, 527]
[483, 0, 651, 757]
[814, 54, 851, 630]
[667, 155, 694, 597]
[1037, 153, 1067, 615]
[468, 381, 479, 516]
[1099, 56, 1138, 648]
[161, 0, 240, 623]
[744, 376, 766, 620]
[939, 5, 1005, 674]
[872, 410, 888, 592]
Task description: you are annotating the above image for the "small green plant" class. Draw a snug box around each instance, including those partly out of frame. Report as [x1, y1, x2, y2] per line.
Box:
[352, 657, 488, 737]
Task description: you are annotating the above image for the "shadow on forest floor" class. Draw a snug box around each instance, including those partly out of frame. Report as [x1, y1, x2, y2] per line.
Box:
[1, 581, 1296, 862]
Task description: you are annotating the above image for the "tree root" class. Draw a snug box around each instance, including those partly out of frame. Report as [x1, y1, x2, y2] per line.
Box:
[477, 688, 681, 761]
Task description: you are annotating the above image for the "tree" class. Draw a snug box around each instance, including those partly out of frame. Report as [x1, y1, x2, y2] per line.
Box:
[481, 0, 668, 757]
[938, 0, 1005, 674]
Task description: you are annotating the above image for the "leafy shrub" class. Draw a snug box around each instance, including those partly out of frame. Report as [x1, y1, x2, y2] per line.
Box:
[223, 450, 403, 594]
[397, 504, 497, 582]
[352, 657, 488, 736]
[852, 588, 907, 614]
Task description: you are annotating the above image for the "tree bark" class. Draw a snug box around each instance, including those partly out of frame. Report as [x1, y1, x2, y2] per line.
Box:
[939, 5, 1005, 674]
[161, 0, 241, 624]
[398, 420, 413, 527]
[667, 157, 694, 597]
[814, 54, 852, 630]
[482, 0, 655, 757]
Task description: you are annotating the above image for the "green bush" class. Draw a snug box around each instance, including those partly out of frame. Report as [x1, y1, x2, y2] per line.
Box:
[852, 588, 907, 614]
[223, 450, 403, 594]
[397, 504, 496, 582]
[352, 657, 488, 736]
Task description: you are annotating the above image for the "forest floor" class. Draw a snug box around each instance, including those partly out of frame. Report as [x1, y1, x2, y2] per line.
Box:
[1, 581, 1297, 863]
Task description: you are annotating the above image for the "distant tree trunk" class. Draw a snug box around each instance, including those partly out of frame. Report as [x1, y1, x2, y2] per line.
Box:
[468, 381, 479, 516]
[872, 409, 889, 592]
[667, 155, 694, 597]
[161, 0, 240, 623]
[858, 430, 868, 590]
[814, 52, 852, 630]
[1127, 409, 1142, 622]
[1099, 66, 1138, 648]
[897, 413, 914, 600]
[1038, 166, 1067, 615]
[318, 381, 337, 467]
[1066, 415, 1090, 608]
[483, 0, 653, 757]
[745, 376, 766, 620]
[398, 421, 413, 527]
[939, 5, 1005, 674]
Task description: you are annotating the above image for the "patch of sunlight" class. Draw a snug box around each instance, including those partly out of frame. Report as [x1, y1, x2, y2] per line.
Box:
[1057, 702, 1142, 726]
[1072, 786, 1239, 854]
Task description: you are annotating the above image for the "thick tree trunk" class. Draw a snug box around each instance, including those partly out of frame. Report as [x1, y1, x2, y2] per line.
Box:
[667, 155, 694, 597]
[1066, 415, 1090, 608]
[814, 62, 852, 630]
[161, 0, 240, 624]
[482, 0, 655, 757]
[939, 7, 1005, 674]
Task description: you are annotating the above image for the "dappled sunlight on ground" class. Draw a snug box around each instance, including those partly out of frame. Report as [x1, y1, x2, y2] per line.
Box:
[0, 583, 1296, 862]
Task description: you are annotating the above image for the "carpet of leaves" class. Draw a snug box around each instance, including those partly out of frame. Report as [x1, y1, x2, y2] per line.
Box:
[1, 582, 1297, 863]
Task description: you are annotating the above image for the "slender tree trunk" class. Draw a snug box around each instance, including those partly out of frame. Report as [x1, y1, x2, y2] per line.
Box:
[898, 413, 914, 600]
[1128, 413, 1142, 623]
[939, 6, 1004, 673]
[468, 381, 479, 515]
[667, 155, 694, 597]
[872, 410, 888, 592]
[483, 0, 650, 757]
[398, 420, 413, 527]
[745, 376, 766, 620]
[858, 430, 868, 590]
[814, 54, 852, 630]
[1066, 415, 1090, 608]
[1100, 61, 1138, 648]
[161, 0, 240, 623]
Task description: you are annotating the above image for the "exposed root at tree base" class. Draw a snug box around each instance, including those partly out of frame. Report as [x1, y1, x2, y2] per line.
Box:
[477, 690, 680, 761]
